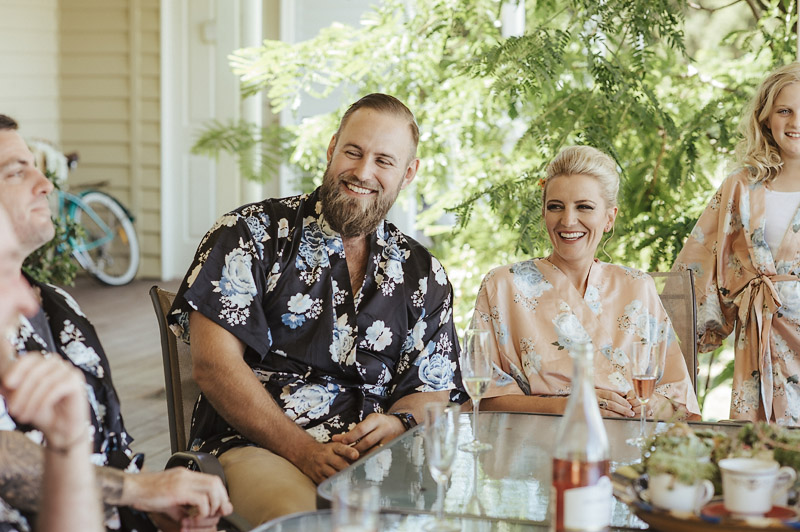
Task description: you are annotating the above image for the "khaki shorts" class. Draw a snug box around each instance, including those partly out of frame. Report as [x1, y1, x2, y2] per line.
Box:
[218, 445, 318, 526]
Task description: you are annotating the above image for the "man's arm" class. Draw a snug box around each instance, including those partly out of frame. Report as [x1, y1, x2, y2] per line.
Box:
[189, 311, 358, 483]
[0, 428, 121, 518]
[0, 432, 232, 522]
[0, 354, 103, 532]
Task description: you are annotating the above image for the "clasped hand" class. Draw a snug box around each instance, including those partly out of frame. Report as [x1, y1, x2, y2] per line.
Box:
[595, 388, 654, 418]
[299, 413, 405, 484]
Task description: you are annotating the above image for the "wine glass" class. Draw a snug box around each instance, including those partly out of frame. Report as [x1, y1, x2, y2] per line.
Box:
[424, 402, 460, 532]
[459, 328, 493, 453]
[626, 341, 666, 447]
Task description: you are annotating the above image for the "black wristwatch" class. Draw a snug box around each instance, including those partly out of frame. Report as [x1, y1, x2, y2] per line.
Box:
[389, 412, 417, 431]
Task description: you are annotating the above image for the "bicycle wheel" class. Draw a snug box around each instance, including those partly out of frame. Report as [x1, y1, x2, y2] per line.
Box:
[70, 191, 140, 286]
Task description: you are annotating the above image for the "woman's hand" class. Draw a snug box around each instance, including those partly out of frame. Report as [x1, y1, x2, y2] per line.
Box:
[595, 389, 635, 418]
[627, 393, 652, 418]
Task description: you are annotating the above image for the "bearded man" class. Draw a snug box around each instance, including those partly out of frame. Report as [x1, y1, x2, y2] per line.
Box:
[169, 93, 466, 525]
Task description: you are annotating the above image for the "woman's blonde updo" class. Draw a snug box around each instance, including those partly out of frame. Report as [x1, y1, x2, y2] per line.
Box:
[543, 145, 620, 209]
[737, 62, 800, 183]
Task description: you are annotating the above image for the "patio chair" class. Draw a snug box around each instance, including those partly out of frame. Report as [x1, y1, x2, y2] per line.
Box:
[649, 270, 698, 391]
[149, 285, 251, 532]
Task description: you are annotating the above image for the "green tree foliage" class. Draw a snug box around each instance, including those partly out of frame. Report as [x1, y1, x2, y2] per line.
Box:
[198, 0, 796, 333]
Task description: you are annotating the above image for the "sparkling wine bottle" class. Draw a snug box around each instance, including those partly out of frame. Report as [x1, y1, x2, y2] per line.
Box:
[550, 341, 611, 532]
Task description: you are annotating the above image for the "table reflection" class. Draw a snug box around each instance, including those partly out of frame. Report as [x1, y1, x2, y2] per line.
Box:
[318, 412, 744, 528]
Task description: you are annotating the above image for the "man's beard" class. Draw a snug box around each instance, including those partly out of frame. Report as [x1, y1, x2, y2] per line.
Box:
[319, 167, 402, 237]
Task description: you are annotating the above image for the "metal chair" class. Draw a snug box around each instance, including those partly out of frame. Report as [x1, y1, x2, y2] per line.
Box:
[149, 285, 251, 532]
[649, 270, 698, 391]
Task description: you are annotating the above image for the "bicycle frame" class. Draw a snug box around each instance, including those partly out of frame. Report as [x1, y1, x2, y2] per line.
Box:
[57, 189, 118, 252]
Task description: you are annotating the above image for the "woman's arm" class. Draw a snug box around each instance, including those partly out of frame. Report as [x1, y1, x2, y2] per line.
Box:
[481, 395, 568, 414]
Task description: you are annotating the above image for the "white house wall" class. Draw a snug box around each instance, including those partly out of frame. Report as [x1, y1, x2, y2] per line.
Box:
[60, 0, 161, 277]
[0, 0, 61, 141]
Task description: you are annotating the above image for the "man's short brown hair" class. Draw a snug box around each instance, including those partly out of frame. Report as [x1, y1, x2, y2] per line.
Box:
[0, 115, 19, 131]
[336, 94, 419, 157]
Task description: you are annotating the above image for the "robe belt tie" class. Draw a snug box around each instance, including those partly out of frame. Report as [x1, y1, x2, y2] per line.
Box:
[733, 272, 798, 420]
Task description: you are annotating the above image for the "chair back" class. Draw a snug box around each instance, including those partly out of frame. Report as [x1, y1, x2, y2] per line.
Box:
[648, 270, 698, 391]
[149, 285, 199, 454]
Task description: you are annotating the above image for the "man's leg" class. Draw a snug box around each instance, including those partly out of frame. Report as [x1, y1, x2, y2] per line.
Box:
[218, 445, 317, 525]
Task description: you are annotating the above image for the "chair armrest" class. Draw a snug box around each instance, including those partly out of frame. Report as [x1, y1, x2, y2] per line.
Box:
[166, 451, 227, 485]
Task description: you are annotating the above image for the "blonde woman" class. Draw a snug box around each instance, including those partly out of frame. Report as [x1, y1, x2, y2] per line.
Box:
[473, 146, 700, 419]
[674, 62, 800, 425]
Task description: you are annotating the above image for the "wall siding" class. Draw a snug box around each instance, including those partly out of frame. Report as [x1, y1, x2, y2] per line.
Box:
[60, 0, 161, 278]
[0, 0, 61, 141]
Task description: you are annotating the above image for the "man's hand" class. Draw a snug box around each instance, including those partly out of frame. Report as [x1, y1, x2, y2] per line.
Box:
[0, 353, 89, 449]
[123, 468, 232, 523]
[331, 413, 405, 454]
[294, 440, 359, 484]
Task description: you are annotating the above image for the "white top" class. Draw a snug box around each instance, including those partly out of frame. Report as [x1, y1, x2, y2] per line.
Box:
[764, 188, 800, 257]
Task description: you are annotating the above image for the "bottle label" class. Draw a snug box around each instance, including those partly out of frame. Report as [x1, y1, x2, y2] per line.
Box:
[562, 476, 611, 531]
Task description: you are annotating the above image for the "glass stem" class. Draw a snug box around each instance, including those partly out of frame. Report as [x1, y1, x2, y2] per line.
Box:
[639, 401, 646, 440]
[472, 398, 480, 443]
[436, 478, 446, 521]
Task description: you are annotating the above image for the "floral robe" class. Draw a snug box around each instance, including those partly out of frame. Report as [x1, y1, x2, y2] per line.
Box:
[673, 170, 800, 424]
[5, 277, 153, 532]
[169, 188, 465, 456]
[472, 258, 700, 416]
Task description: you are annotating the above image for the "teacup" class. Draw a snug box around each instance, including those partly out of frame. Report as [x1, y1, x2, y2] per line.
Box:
[648, 473, 715, 513]
[719, 458, 797, 516]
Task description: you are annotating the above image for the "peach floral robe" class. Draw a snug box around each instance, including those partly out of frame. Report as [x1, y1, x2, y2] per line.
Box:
[471, 257, 700, 416]
[674, 170, 800, 425]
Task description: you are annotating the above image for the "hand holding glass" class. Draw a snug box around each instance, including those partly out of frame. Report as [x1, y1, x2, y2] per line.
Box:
[460, 329, 492, 453]
[424, 403, 460, 532]
[626, 341, 665, 447]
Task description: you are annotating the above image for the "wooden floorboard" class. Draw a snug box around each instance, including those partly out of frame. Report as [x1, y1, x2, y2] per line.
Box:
[69, 274, 182, 471]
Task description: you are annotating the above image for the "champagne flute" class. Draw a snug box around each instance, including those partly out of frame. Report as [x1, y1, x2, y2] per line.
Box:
[424, 402, 460, 532]
[459, 328, 492, 453]
[626, 341, 665, 447]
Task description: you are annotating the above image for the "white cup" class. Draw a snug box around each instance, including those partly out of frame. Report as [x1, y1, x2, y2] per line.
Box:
[719, 458, 797, 516]
[648, 473, 715, 513]
[332, 484, 380, 532]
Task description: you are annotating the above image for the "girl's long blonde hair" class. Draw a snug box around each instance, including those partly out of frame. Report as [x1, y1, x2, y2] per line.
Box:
[737, 62, 800, 183]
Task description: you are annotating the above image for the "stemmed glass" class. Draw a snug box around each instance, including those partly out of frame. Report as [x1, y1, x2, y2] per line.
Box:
[626, 340, 666, 447]
[459, 328, 492, 453]
[424, 402, 460, 532]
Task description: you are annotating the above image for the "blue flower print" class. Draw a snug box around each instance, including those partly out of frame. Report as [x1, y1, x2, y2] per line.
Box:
[552, 304, 591, 352]
[511, 261, 551, 299]
[217, 248, 258, 308]
[282, 382, 340, 422]
[418, 352, 455, 390]
[365, 320, 393, 351]
[296, 220, 330, 271]
[246, 214, 270, 258]
[287, 293, 314, 314]
[330, 314, 355, 365]
[282, 312, 306, 329]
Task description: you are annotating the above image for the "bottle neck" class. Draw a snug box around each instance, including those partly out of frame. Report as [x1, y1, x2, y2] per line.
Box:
[570, 344, 596, 400]
[553, 342, 609, 461]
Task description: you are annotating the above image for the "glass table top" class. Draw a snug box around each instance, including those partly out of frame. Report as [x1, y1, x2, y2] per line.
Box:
[252, 509, 640, 532]
[317, 412, 744, 529]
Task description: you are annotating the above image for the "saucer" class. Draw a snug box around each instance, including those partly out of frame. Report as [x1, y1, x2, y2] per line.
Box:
[701, 502, 799, 522]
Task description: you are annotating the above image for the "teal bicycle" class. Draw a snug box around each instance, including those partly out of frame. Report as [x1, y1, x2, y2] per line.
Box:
[57, 152, 140, 286]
